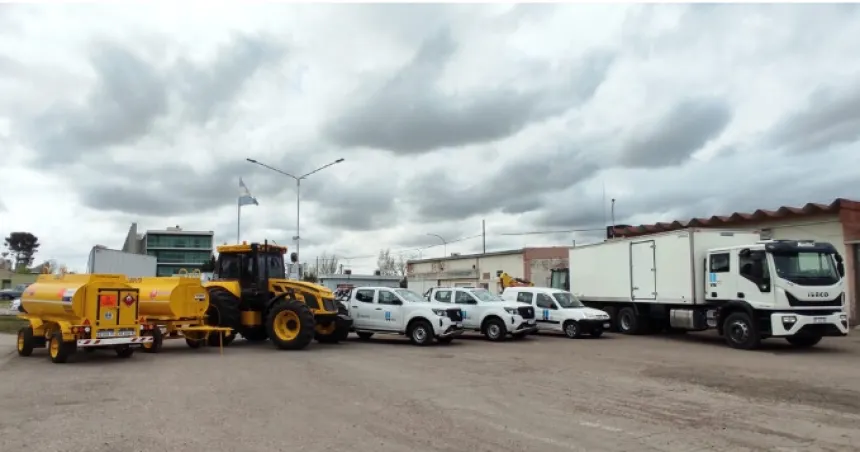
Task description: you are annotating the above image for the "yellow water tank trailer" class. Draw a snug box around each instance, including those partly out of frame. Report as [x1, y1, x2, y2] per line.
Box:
[17, 273, 155, 364]
[126, 276, 233, 352]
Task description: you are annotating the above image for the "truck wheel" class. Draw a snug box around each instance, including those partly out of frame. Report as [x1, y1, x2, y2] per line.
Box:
[484, 318, 507, 342]
[48, 331, 75, 364]
[185, 335, 205, 349]
[266, 297, 315, 350]
[786, 335, 822, 348]
[206, 287, 241, 347]
[240, 327, 269, 343]
[563, 320, 581, 339]
[723, 312, 761, 350]
[617, 307, 640, 335]
[142, 327, 163, 353]
[356, 332, 374, 341]
[115, 345, 135, 358]
[408, 320, 434, 346]
[17, 326, 35, 357]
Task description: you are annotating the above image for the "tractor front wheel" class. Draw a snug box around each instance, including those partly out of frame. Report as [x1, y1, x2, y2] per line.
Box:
[266, 298, 315, 350]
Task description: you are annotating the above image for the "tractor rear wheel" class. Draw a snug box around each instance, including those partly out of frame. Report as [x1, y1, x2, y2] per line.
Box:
[266, 298, 315, 350]
[206, 287, 240, 347]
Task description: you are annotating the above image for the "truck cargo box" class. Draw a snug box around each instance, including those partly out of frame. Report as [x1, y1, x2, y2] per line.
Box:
[569, 229, 761, 305]
[86, 247, 157, 277]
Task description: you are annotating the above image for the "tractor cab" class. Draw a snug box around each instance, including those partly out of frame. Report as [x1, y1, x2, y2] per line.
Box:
[215, 241, 286, 284]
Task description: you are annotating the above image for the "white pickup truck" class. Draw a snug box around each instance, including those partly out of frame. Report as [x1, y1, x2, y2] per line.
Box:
[344, 286, 465, 345]
[424, 286, 538, 341]
[501, 286, 612, 338]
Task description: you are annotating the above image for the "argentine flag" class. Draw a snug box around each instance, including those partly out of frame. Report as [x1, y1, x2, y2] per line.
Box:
[239, 178, 259, 206]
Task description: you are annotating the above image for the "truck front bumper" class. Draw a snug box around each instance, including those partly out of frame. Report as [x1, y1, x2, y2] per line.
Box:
[336, 313, 354, 331]
[512, 318, 538, 335]
[578, 319, 612, 333]
[433, 318, 465, 338]
[769, 311, 849, 337]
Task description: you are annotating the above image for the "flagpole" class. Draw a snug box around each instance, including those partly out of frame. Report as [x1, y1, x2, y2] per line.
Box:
[237, 193, 241, 244]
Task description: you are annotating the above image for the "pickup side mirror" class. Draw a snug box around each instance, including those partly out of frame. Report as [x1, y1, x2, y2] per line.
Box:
[837, 262, 845, 278]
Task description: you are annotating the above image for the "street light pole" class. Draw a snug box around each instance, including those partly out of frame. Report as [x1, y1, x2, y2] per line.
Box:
[246, 157, 345, 261]
[426, 233, 447, 257]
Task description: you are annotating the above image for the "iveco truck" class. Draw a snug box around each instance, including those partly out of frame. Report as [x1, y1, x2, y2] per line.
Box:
[568, 229, 849, 350]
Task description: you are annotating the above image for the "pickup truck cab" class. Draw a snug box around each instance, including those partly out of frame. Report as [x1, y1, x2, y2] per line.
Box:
[501, 287, 611, 338]
[345, 286, 465, 345]
[424, 286, 538, 341]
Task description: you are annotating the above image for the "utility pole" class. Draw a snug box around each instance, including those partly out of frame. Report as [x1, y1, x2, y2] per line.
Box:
[482, 219, 486, 254]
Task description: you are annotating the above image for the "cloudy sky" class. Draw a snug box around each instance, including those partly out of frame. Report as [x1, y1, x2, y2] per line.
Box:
[2, 3, 860, 273]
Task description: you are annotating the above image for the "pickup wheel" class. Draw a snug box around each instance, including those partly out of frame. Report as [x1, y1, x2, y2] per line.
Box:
[483, 318, 507, 342]
[786, 334, 822, 348]
[356, 332, 374, 341]
[723, 312, 761, 350]
[563, 320, 581, 339]
[408, 320, 434, 346]
[617, 307, 640, 335]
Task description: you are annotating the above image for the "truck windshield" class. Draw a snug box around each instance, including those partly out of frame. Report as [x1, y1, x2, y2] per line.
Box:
[395, 289, 427, 303]
[470, 289, 503, 302]
[771, 251, 840, 285]
[552, 292, 585, 308]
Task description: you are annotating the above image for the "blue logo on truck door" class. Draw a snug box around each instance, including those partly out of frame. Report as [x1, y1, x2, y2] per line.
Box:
[542, 309, 550, 321]
[384, 311, 392, 321]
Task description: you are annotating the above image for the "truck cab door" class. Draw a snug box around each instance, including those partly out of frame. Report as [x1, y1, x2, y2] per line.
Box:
[737, 250, 772, 304]
[454, 290, 479, 329]
[536, 293, 561, 331]
[705, 251, 736, 301]
[351, 288, 376, 329]
[377, 289, 404, 331]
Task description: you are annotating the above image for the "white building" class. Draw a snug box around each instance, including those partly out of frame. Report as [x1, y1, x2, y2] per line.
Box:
[406, 247, 569, 295]
[611, 198, 860, 323]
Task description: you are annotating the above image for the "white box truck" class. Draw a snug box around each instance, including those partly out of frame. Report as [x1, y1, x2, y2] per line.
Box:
[86, 247, 157, 277]
[568, 229, 849, 350]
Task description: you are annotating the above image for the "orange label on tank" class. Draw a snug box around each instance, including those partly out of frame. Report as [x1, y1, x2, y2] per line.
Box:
[100, 295, 118, 307]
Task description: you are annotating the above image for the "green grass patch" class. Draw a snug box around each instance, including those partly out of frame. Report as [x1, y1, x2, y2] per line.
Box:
[0, 316, 27, 334]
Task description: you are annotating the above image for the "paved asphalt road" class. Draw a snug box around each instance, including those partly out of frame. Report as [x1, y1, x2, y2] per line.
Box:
[0, 330, 858, 452]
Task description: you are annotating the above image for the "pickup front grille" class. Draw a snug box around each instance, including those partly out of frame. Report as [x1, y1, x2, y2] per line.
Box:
[447, 309, 463, 322]
[518, 306, 535, 319]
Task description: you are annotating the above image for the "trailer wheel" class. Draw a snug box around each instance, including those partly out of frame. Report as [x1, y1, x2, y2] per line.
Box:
[723, 312, 761, 350]
[142, 327, 163, 353]
[48, 331, 75, 364]
[786, 334, 822, 348]
[17, 327, 35, 357]
[185, 336, 205, 349]
[115, 345, 135, 358]
[617, 307, 640, 335]
[563, 320, 581, 339]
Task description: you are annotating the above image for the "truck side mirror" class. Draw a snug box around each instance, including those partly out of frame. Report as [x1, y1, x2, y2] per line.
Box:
[837, 262, 845, 277]
[739, 248, 751, 257]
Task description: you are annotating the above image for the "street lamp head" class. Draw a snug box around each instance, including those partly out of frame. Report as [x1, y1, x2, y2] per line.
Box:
[246, 158, 258, 163]
[335, 158, 345, 163]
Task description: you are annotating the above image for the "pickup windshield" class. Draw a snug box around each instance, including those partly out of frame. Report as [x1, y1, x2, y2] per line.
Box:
[470, 289, 503, 302]
[395, 289, 426, 303]
[771, 251, 840, 286]
[551, 292, 585, 308]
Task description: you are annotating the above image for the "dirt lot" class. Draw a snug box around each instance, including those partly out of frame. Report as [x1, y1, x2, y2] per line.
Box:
[0, 330, 858, 452]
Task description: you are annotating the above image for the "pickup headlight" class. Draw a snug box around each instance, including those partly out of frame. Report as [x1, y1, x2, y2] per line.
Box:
[504, 307, 519, 315]
[432, 309, 449, 317]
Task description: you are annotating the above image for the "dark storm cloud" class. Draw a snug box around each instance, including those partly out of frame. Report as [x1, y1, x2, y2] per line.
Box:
[324, 28, 615, 154]
[618, 98, 732, 168]
[534, 149, 860, 230]
[405, 146, 601, 222]
[767, 83, 860, 154]
[23, 33, 285, 166]
[299, 170, 399, 231]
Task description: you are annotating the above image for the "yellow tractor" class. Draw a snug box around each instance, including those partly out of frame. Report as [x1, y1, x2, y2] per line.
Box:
[202, 241, 352, 350]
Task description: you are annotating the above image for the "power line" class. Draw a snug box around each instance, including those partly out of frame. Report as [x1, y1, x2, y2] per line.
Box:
[340, 233, 484, 261]
[499, 227, 608, 236]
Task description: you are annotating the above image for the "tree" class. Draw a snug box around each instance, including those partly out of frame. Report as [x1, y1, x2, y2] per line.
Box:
[4, 232, 40, 270]
[377, 248, 405, 276]
[200, 254, 217, 272]
[316, 252, 339, 275]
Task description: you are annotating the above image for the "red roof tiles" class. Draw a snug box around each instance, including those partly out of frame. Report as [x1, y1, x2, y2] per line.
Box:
[612, 198, 860, 238]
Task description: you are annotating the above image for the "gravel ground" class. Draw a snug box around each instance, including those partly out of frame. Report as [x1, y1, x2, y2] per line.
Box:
[0, 330, 858, 452]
